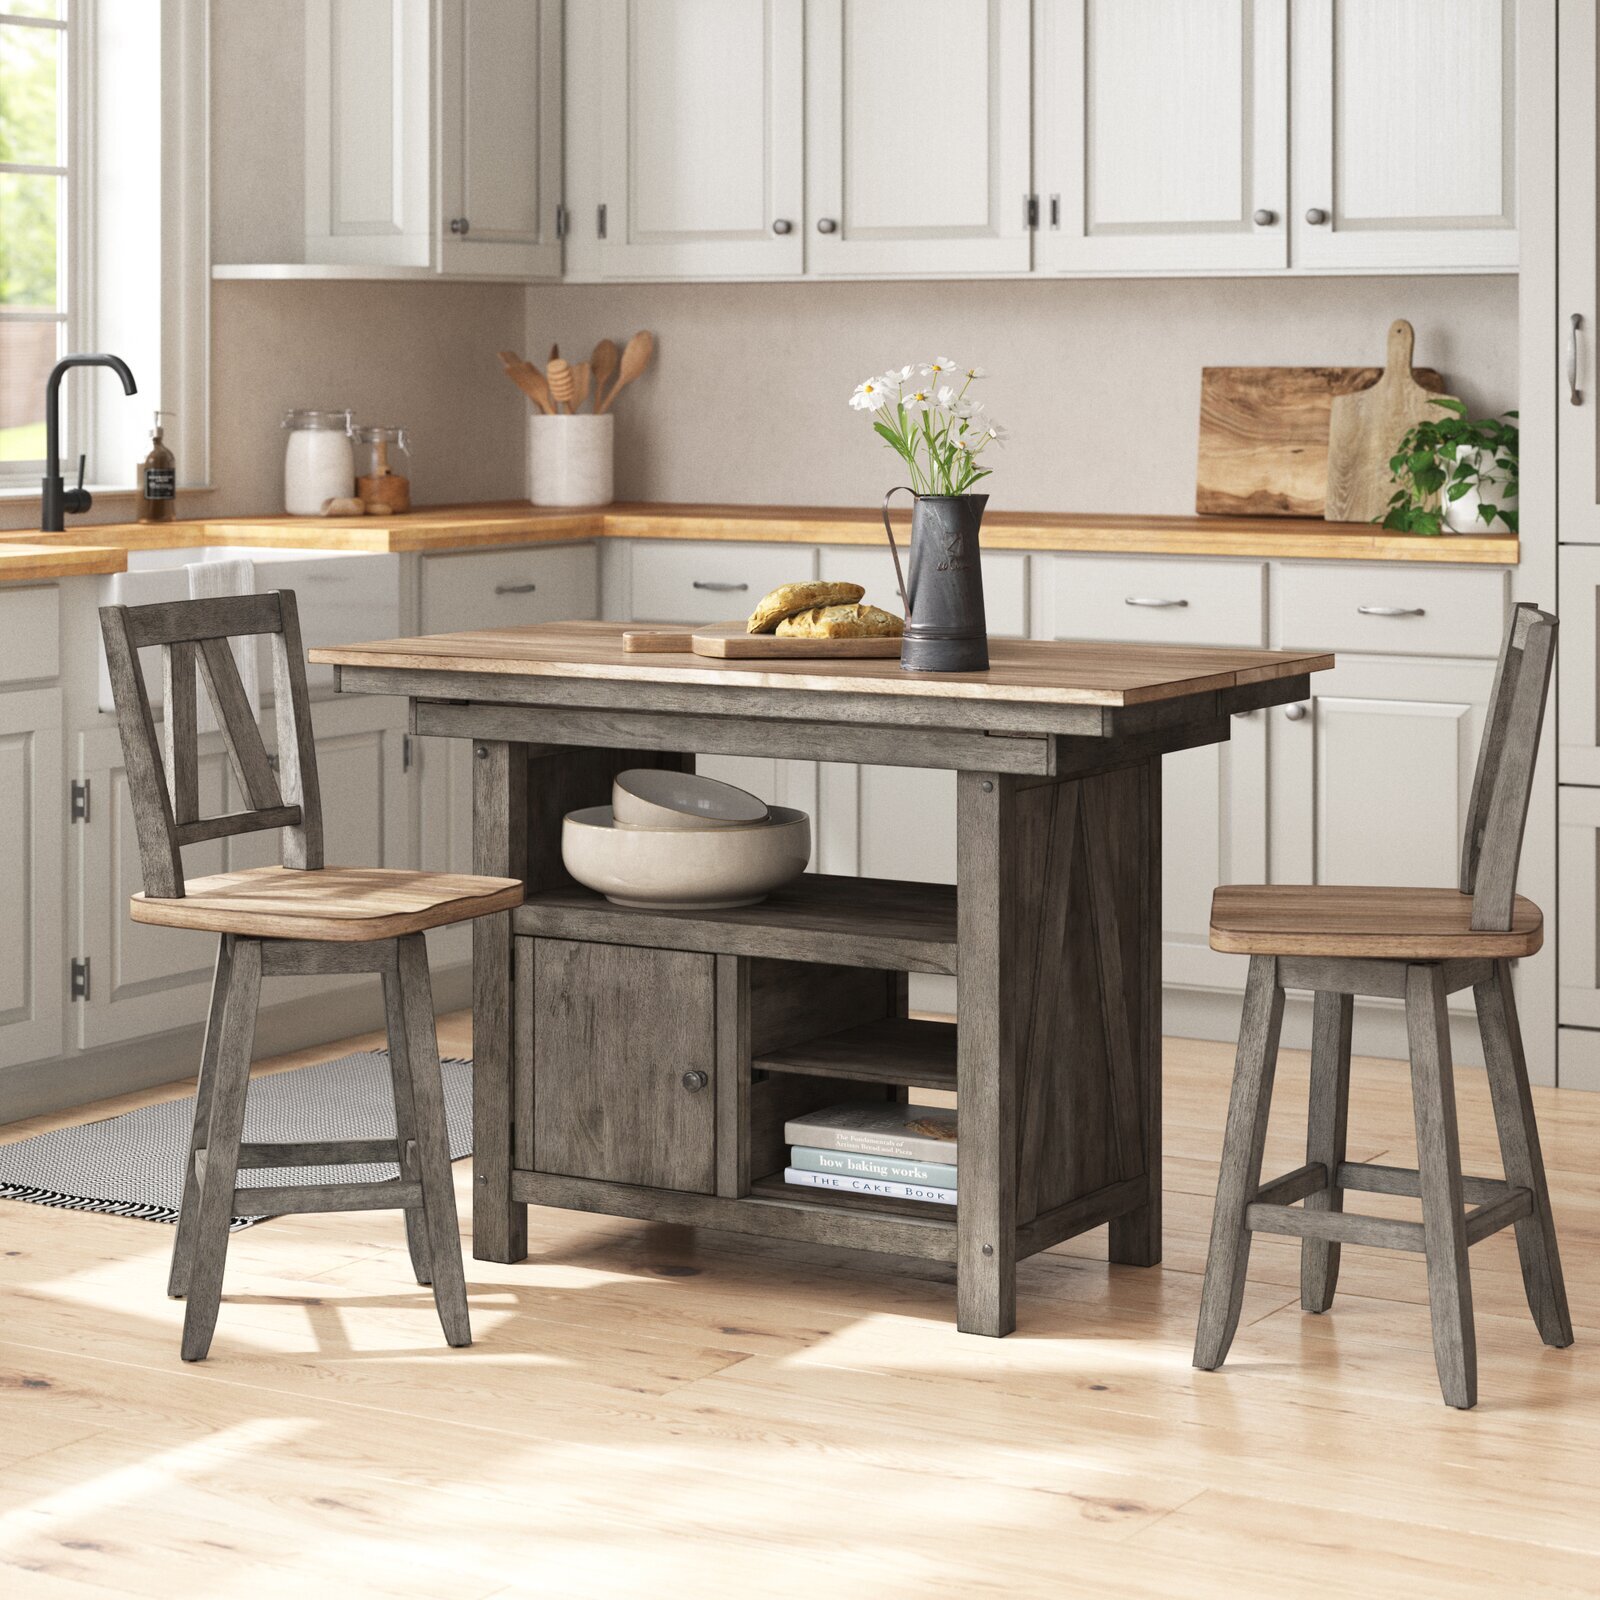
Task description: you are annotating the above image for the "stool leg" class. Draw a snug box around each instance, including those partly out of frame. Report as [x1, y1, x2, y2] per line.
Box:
[382, 953, 433, 1288]
[1195, 954, 1284, 1371]
[1301, 989, 1354, 1313]
[1405, 963, 1476, 1409]
[1475, 960, 1573, 1348]
[392, 934, 471, 1348]
[180, 938, 262, 1363]
[169, 935, 232, 1298]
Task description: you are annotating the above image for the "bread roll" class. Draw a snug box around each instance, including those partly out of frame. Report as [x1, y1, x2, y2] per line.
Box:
[747, 580, 865, 633]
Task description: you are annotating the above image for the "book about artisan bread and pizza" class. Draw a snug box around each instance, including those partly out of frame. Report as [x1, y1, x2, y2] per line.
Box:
[783, 1102, 957, 1164]
[788, 1145, 958, 1190]
[782, 1166, 956, 1206]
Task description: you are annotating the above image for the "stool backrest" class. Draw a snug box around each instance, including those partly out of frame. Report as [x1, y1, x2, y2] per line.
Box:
[99, 590, 323, 899]
[1460, 602, 1557, 931]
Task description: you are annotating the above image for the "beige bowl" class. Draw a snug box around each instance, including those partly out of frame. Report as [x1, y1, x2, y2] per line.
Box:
[562, 805, 810, 909]
[612, 767, 769, 830]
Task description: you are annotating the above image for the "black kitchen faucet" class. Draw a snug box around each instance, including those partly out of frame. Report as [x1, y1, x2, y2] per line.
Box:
[40, 353, 138, 531]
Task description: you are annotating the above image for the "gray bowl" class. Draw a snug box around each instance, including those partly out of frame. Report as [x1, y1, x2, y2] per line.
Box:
[612, 767, 769, 830]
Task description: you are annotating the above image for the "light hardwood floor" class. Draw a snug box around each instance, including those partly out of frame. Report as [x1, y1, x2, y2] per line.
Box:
[1, 1015, 1595, 1599]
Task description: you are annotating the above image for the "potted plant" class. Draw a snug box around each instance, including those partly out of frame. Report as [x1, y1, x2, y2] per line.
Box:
[1379, 398, 1519, 535]
[851, 360, 1006, 671]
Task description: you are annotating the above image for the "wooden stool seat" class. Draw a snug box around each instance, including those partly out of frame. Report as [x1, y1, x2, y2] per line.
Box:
[1210, 884, 1543, 959]
[131, 865, 524, 941]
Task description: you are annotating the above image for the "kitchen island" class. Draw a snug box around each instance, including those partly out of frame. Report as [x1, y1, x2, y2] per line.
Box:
[313, 620, 1333, 1334]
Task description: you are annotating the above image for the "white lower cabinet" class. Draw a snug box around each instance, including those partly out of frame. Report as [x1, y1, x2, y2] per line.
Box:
[0, 689, 65, 1071]
[1558, 787, 1600, 1030]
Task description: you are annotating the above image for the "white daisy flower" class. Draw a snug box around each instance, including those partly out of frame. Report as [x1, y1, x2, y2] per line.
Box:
[901, 387, 935, 413]
[963, 365, 988, 379]
[935, 384, 961, 409]
[849, 376, 891, 411]
[924, 357, 959, 378]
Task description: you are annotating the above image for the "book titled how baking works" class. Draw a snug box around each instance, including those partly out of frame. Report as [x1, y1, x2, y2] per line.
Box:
[783, 1102, 957, 1164]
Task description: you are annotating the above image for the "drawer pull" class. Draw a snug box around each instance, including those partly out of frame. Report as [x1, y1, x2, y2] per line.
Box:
[1356, 605, 1425, 618]
[692, 580, 749, 592]
[494, 582, 538, 595]
[1124, 596, 1188, 609]
[1284, 703, 1308, 722]
[681, 1070, 709, 1093]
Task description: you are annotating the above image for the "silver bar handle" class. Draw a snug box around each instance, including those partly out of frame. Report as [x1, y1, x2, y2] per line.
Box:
[1571, 313, 1584, 406]
[494, 582, 537, 595]
[692, 580, 749, 592]
[1356, 605, 1425, 617]
[1124, 596, 1189, 609]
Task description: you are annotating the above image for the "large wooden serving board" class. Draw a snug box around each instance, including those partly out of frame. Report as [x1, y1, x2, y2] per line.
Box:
[1196, 364, 1445, 518]
[623, 621, 904, 659]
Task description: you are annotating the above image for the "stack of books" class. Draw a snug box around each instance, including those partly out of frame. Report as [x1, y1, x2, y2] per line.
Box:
[782, 1102, 957, 1206]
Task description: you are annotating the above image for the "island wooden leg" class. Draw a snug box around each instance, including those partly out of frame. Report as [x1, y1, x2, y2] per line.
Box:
[472, 739, 529, 1264]
[956, 770, 1018, 1337]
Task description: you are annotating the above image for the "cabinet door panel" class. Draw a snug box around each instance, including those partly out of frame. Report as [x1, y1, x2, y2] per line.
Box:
[1558, 787, 1600, 1028]
[1039, 0, 1287, 273]
[437, 0, 563, 277]
[807, 0, 1032, 276]
[1559, 1, 1600, 542]
[532, 939, 717, 1192]
[1559, 547, 1600, 783]
[0, 691, 63, 1070]
[598, 0, 804, 278]
[1292, 0, 1516, 270]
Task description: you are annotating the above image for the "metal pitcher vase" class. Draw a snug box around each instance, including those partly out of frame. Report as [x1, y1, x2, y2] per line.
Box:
[882, 488, 990, 672]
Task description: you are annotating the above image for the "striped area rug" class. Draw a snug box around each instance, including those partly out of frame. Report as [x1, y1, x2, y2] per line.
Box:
[0, 1051, 473, 1231]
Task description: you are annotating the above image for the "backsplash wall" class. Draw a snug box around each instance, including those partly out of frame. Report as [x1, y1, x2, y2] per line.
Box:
[526, 274, 1517, 513]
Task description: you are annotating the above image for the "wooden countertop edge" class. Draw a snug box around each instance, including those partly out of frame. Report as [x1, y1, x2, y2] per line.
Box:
[0, 500, 1521, 581]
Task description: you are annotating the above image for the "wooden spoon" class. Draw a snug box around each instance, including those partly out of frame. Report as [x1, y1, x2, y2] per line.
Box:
[590, 338, 619, 406]
[498, 348, 556, 415]
[598, 330, 655, 414]
[547, 356, 577, 412]
[573, 361, 592, 412]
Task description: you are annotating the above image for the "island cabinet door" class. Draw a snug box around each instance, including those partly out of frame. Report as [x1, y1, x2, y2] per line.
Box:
[1290, 0, 1517, 271]
[591, 0, 804, 279]
[805, 0, 1032, 277]
[1558, 547, 1600, 783]
[529, 939, 718, 1194]
[1035, 0, 1288, 275]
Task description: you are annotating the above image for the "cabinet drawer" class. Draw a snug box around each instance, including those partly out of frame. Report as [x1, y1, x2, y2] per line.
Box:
[1276, 564, 1507, 658]
[631, 541, 817, 624]
[819, 546, 1027, 638]
[1035, 555, 1265, 646]
[420, 543, 596, 635]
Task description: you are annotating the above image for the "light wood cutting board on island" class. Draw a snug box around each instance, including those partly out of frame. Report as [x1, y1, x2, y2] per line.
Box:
[1325, 319, 1459, 524]
[623, 621, 903, 659]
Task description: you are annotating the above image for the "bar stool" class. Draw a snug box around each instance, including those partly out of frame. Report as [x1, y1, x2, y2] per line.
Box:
[100, 591, 524, 1361]
[1196, 603, 1571, 1407]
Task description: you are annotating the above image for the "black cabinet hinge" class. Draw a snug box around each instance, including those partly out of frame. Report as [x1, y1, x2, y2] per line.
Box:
[555, 202, 568, 240]
[70, 956, 90, 1002]
[1024, 194, 1039, 229]
[597, 202, 608, 240]
[69, 778, 90, 823]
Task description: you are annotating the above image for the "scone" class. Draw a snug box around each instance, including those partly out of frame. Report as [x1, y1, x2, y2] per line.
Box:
[775, 603, 904, 639]
[747, 580, 865, 633]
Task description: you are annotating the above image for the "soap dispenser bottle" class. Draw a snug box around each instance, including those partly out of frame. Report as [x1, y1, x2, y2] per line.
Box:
[137, 411, 177, 524]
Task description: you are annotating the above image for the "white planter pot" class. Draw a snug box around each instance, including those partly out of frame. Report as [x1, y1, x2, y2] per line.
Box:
[1442, 444, 1517, 534]
[528, 413, 614, 507]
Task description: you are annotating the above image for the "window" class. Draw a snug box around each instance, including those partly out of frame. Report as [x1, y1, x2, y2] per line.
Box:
[0, 2, 68, 481]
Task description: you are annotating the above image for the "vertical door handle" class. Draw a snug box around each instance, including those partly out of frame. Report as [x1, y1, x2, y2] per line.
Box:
[1570, 313, 1584, 406]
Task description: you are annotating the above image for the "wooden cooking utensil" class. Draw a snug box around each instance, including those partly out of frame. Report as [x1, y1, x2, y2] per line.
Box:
[498, 349, 557, 415]
[591, 338, 619, 404]
[547, 356, 577, 412]
[1196, 363, 1445, 518]
[1325, 320, 1459, 524]
[599, 330, 655, 413]
[573, 360, 592, 412]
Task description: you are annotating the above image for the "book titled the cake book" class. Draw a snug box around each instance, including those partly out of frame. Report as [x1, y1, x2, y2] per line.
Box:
[783, 1103, 957, 1206]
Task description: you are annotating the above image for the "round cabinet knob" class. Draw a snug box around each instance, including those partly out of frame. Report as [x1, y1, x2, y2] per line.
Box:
[817, 217, 838, 234]
[1252, 208, 1277, 226]
[681, 1070, 709, 1093]
[449, 216, 470, 235]
[772, 218, 793, 235]
[1284, 703, 1308, 722]
[1305, 207, 1329, 226]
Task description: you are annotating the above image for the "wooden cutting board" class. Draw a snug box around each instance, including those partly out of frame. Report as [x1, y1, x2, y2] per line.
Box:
[1196, 362, 1445, 518]
[1325, 320, 1459, 524]
[623, 622, 903, 659]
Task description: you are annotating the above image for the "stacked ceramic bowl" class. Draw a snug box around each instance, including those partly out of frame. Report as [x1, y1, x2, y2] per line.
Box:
[561, 768, 811, 909]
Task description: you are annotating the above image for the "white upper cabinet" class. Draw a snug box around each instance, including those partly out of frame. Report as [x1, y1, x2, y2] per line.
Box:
[300, 0, 562, 277]
[805, 0, 1033, 277]
[592, 0, 804, 279]
[437, 0, 564, 278]
[1037, 0, 1288, 274]
[1291, 0, 1518, 271]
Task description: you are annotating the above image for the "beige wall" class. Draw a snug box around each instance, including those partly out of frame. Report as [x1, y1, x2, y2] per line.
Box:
[528, 274, 1518, 513]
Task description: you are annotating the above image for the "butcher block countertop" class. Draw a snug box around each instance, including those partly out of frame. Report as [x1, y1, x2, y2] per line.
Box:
[0, 500, 1520, 582]
[311, 619, 1335, 710]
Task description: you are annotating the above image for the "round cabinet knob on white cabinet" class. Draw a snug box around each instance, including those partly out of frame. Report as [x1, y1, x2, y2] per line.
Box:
[1305, 208, 1329, 225]
[1253, 209, 1277, 226]
[772, 218, 793, 235]
[1284, 703, 1308, 722]
[817, 217, 838, 234]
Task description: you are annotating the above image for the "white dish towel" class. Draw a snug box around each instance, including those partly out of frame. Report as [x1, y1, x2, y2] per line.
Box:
[185, 557, 260, 736]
